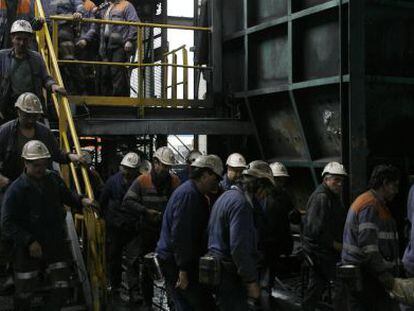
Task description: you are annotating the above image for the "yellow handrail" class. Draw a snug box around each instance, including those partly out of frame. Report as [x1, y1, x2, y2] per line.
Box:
[163, 46, 189, 99]
[34, 1, 107, 310]
[50, 15, 212, 31]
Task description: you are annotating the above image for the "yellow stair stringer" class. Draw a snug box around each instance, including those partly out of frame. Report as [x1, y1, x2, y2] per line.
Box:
[33, 1, 107, 310]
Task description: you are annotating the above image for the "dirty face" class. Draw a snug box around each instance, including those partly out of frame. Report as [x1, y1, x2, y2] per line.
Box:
[18, 110, 39, 129]
[324, 175, 345, 194]
[120, 165, 138, 182]
[227, 166, 244, 183]
[200, 170, 220, 194]
[153, 159, 170, 175]
[12, 33, 31, 55]
[382, 180, 399, 202]
[25, 158, 49, 179]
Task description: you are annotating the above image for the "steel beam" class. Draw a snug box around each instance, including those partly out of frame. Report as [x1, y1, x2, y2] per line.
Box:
[76, 119, 254, 136]
[233, 75, 351, 98]
[348, 0, 367, 200]
[223, 0, 349, 43]
[69, 96, 210, 108]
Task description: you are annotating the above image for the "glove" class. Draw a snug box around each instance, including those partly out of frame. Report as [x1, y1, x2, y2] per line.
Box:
[389, 278, 414, 306]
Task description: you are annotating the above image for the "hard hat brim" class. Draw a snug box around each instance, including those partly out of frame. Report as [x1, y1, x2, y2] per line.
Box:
[243, 169, 276, 186]
[273, 173, 290, 177]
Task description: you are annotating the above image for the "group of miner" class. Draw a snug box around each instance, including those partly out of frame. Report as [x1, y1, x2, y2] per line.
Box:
[0, 0, 142, 121]
[1, 1, 414, 311]
[2, 108, 414, 311]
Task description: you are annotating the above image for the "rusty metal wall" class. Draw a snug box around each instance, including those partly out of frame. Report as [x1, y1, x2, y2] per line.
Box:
[218, 0, 414, 206]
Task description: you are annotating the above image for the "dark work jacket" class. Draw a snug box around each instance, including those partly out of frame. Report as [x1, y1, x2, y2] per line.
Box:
[0, 119, 69, 182]
[156, 180, 210, 273]
[0, 49, 55, 118]
[219, 173, 232, 191]
[342, 191, 399, 281]
[122, 172, 180, 236]
[99, 171, 135, 230]
[1, 171, 82, 246]
[302, 184, 346, 262]
[208, 186, 258, 283]
[258, 188, 293, 259]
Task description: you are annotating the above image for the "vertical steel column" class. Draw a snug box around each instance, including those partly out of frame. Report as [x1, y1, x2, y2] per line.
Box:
[211, 0, 223, 96]
[242, 0, 265, 159]
[287, 0, 318, 186]
[162, 56, 169, 99]
[183, 48, 189, 99]
[348, 0, 367, 200]
[137, 26, 144, 99]
[172, 54, 178, 99]
[52, 20, 58, 57]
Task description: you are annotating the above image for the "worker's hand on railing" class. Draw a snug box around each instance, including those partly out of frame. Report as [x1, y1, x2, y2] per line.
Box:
[81, 198, 99, 209]
[73, 12, 83, 21]
[51, 84, 68, 96]
[32, 17, 45, 31]
[124, 41, 133, 53]
[76, 39, 87, 49]
[68, 153, 90, 166]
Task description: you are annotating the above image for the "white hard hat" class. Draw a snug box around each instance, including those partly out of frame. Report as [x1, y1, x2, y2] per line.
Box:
[186, 150, 202, 164]
[10, 20, 33, 34]
[154, 146, 176, 166]
[191, 154, 223, 177]
[15, 92, 43, 114]
[121, 152, 141, 169]
[243, 160, 275, 186]
[21, 140, 51, 160]
[226, 153, 247, 168]
[270, 162, 289, 177]
[322, 162, 347, 177]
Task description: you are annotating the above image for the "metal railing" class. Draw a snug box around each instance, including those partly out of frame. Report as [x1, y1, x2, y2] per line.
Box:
[49, 15, 212, 105]
[162, 45, 189, 100]
[34, 1, 106, 310]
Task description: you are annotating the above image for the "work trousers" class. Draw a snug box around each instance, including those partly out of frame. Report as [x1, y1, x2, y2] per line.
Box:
[75, 41, 99, 96]
[215, 270, 249, 311]
[100, 46, 130, 96]
[140, 230, 159, 306]
[303, 258, 345, 311]
[14, 239, 71, 311]
[106, 225, 137, 290]
[346, 271, 399, 311]
[160, 259, 215, 311]
[59, 24, 86, 95]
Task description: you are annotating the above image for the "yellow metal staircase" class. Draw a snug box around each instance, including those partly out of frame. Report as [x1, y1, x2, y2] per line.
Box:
[34, 1, 106, 310]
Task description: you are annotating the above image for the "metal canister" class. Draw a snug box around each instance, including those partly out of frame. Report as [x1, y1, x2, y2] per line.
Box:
[199, 255, 221, 286]
[337, 264, 362, 292]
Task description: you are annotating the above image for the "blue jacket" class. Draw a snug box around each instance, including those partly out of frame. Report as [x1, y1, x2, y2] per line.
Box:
[49, 0, 82, 16]
[2, 171, 82, 246]
[207, 186, 258, 283]
[99, 171, 136, 229]
[76, 0, 98, 43]
[0, 48, 56, 115]
[0, 119, 70, 182]
[219, 173, 232, 191]
[156, 180, 210, 272]
[342, 190, 399, 285]
[403, 184, 414, 274]
[99, 0, 138, 57]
